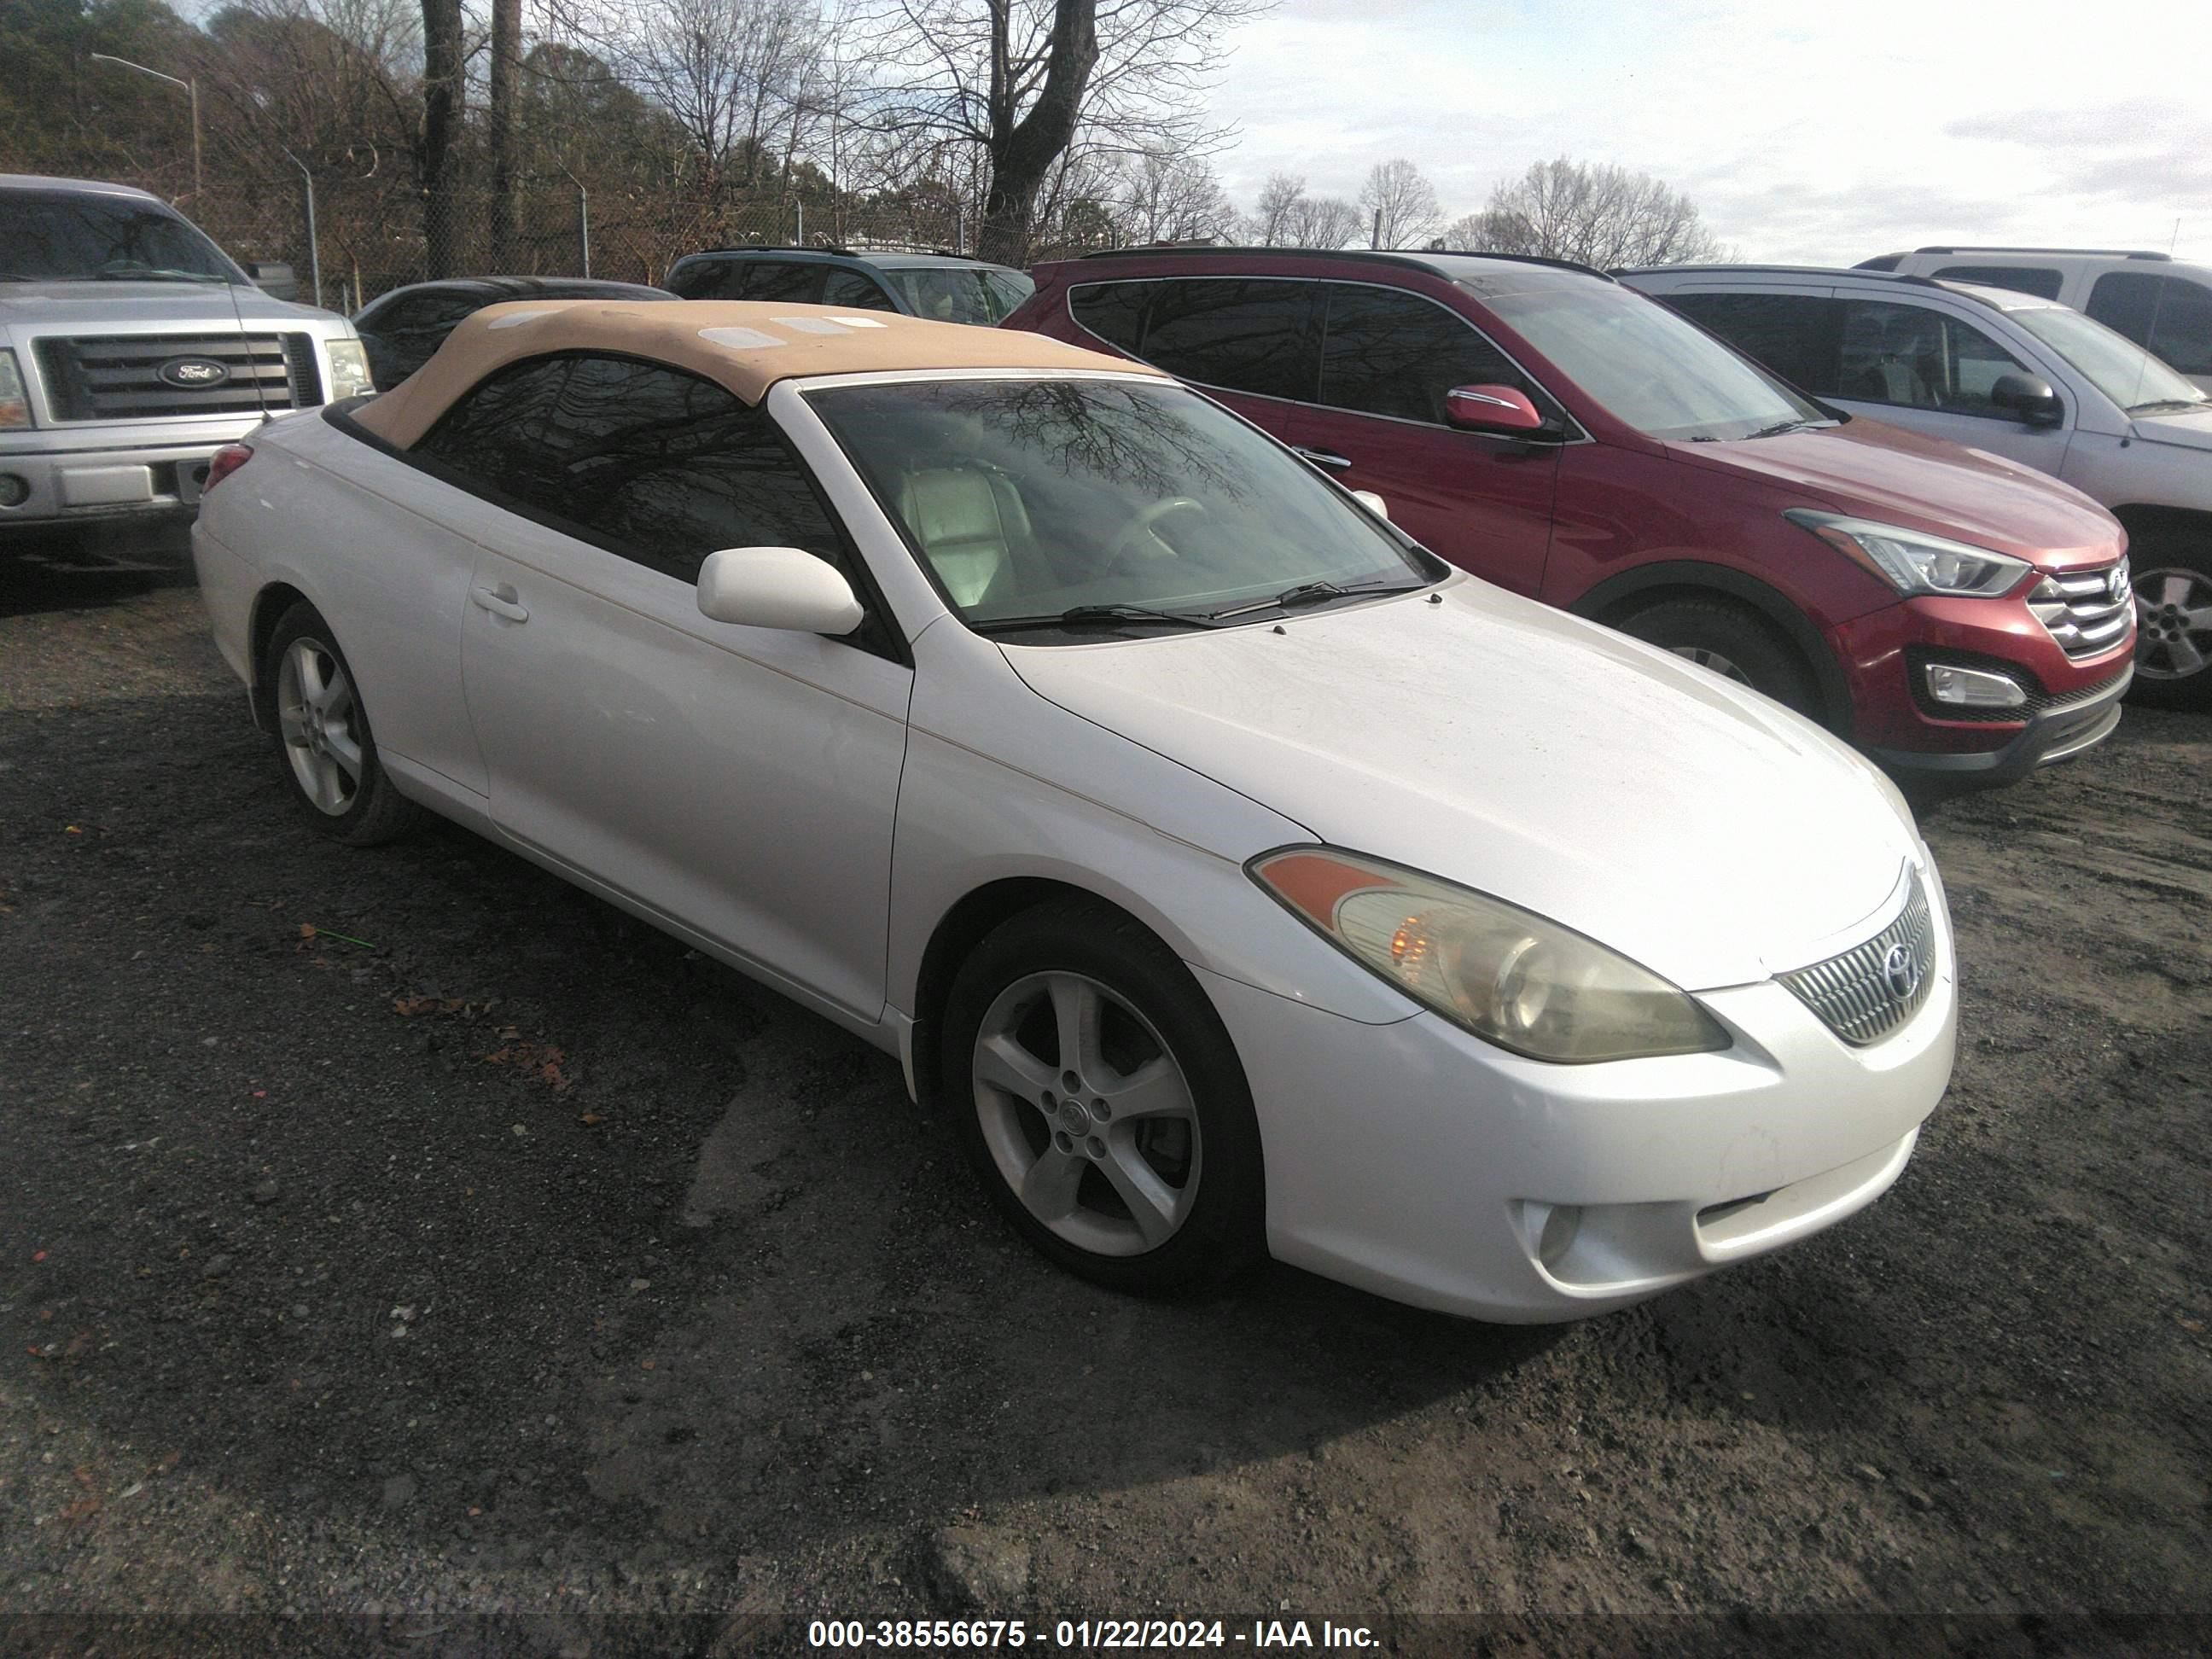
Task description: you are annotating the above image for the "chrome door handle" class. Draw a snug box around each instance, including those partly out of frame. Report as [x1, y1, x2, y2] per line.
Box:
[471, 585, 529, 623]
[1294, 446, 1353, 472]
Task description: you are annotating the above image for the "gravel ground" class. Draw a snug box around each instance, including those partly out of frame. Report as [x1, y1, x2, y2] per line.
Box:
[2, 544, 2208, 1656]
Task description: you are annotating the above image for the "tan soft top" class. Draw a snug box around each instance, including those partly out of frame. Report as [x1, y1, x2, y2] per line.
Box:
[349, 299, 1158, 448]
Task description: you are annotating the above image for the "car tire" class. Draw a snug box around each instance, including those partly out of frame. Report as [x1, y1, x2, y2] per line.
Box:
[940, 898, 1266, 1297]
[2127, 540, 2212, 710]
[264, 600, 423, 845]
[1617, 597, 1819, 718]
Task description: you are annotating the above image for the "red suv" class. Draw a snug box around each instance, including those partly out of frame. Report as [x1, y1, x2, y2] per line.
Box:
[1005, 248, 2137, 789]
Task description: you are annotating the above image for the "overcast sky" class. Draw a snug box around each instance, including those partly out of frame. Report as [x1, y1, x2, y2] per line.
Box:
[1208, 0, 2212, 264]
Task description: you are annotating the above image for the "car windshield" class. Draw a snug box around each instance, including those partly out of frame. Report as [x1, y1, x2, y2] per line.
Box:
[1483, 281, 1825, 441]
[882, 266, 1035, 325]
[0, 190, 242, 284]
[2005, 303, 2209, 415]
[806, 376, 1435, 637]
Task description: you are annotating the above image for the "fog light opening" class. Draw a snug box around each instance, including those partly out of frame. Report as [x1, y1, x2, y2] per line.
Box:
[1924, 662, 2027, 708]
[0, 473, 29, 509]
[1533, 1202, 1582, 1270]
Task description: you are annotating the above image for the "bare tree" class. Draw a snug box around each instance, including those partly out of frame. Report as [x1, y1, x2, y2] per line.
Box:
[869, 0, 1270, 265]
[1359, 156, 1439, 248]
[1452, 157, 1727, 267]
[487, 0, 522, 267]
[1284, 192, 1361, 249]
[602, 0, 822, 190]
[1115, 148, 1230, 244]
[1248, 170, 1302, 245]
[419, 0, 463, 276]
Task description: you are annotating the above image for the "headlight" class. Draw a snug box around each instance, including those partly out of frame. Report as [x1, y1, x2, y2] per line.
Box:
[0, 350, 31, 429]
[1249, 847, 1729, 1063]
[326, 338, 375, 399]
[1785, 510, 2031, 598]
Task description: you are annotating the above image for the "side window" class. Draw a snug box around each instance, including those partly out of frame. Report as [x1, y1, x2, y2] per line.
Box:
[822, 267, 897, 311]
[1933, 265, 2064, 301]
[415, 355, 850, 590]
[1138, 279, 1318, 402]
[1835, 300, 2029, 416]
[740, 261, 826, 303]
[1068, 282, 1150, 352]
[667, 259, 744, 300]
[2088, 273, 2212, 375]
[1318, 283, 1540, 425]
[413, 356, 574, 498]
[1665, 291, 1841, 393]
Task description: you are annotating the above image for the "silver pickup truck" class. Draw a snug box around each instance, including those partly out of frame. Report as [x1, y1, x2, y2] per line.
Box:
[1, 173, 372, 540]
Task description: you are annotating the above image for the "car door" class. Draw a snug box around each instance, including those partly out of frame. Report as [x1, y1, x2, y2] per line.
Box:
[1822, 295, 2074, 473]
[1268, 282, 1563, 597]
[415, 352, 913, 1020]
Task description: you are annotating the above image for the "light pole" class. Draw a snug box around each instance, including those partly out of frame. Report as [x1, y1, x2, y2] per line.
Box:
[90, 54, 201, 204]
[279, 147, 321, 307]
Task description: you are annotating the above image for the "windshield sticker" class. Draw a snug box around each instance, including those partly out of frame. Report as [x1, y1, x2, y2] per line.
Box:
[699, 326, 785, 349]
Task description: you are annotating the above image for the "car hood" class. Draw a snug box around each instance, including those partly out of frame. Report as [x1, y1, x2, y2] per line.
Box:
[2130, 407, 2212, 453]
[0, 281, 344, 332]
[1663, 418, 2122, 573]
[1002, 580, 1918, 992]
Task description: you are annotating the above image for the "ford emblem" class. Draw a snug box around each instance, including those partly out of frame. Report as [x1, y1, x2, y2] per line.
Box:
[158, 357, 230, 388]
[1881, 942, 1921, 1001]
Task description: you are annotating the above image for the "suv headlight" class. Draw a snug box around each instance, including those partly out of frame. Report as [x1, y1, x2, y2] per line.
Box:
[1250, 847, 1729, 1063]
[326, 338, 375, 399]
[0, 350, 31, 429]
[1785, 510, 2031, 598]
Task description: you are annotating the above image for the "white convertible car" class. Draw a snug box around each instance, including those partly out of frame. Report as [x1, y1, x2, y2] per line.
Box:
[190, 300, 1955, 1321]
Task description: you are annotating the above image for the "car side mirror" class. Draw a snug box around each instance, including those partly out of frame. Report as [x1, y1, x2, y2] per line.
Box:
[245, 260, 299, 301]
[1989, 373, 2064, 428]
[1351, 490, 1391, 521]
[696, 547, 865, 635]
[1445, 383, 1547, 434]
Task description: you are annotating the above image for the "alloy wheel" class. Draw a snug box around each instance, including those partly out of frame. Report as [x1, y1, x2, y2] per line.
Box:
[970, 970, 1202, 1258]
[1667, 643, 1751, 684]
[2133, 567, 2212, 681]
[276, 637, 365, 815]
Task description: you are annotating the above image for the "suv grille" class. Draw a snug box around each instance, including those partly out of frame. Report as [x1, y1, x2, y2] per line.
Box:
[33, 332, 322, 422]
[2027, 559, 2132, 660]
[1778, 872, 1935, 1047]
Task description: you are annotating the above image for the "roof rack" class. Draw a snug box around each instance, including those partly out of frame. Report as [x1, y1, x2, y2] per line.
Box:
[1912, 245, 2172, 260]
[692, 242, 860, 259]
[1620, 261, 1952, 290]
[1073, 244, 1613, 281]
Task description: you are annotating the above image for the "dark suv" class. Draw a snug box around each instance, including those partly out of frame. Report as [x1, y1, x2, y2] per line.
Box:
[1005, 247, 2136, 790]
[665, 247, 1033, 325]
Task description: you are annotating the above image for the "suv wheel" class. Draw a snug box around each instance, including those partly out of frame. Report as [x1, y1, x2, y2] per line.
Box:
[1616, 597, 1817, 718]
[2129, 545, 2212, 709]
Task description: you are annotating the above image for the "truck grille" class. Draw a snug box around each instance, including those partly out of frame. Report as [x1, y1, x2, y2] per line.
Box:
[2027, 559, 2133, 660]
[1778, 871, 1936, 1047]
[32, 332, 322, 422]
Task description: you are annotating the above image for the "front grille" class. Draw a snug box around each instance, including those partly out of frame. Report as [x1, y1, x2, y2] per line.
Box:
[1906, 647, 2132, 723]
[1778, 871, 1935, 1047]
[2028, 559, 2133, 660]
[32, 332, 323, 422]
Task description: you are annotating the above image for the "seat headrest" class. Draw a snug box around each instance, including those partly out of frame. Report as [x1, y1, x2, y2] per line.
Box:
[902, 469, 1005, 549]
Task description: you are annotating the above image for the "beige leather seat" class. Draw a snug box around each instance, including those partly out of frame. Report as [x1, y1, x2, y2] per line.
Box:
[898, 469, 1027, 608]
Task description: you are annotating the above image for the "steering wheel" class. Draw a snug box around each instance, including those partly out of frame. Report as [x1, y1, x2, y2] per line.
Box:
[1101, 498, 1209, 571]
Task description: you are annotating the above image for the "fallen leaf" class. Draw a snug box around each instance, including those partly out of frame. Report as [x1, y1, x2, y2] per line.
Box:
[59, 1496, 101, 1525]
[32, 1250, 47, 1263]
[298, 923, 317, 940]
[2180, 1317, 2206, 1335]
[578, 1113, 606, 1126]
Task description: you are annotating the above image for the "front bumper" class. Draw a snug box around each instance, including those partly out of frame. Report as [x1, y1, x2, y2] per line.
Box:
[0, 432, 252, 532]
[1197, 860, 1957, 1322]
[1831, 593, 2133, 786]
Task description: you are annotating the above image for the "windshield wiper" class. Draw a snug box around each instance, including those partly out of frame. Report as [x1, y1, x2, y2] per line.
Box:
[1745, 418, 1819, 439]
[90, 267, 229, 284]
[2128, 399, 2209, 416]
[972, 603, 1225, 635]
[1208, 578, 1425, 620]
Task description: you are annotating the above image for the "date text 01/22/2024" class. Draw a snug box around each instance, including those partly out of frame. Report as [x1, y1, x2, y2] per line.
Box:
[806, 1618, 1382, 1650]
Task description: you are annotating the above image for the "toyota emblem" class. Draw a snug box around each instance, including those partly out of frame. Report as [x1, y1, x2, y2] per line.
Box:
[158, 357, 230, 389]
[1882, 942, 1921, 1001]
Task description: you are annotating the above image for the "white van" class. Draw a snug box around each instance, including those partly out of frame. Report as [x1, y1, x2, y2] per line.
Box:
[1859, 247, 2212, 394]
[1621, 263, 2212, 707]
